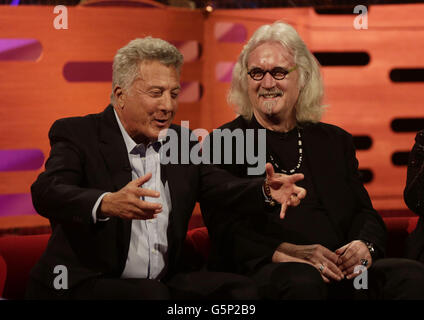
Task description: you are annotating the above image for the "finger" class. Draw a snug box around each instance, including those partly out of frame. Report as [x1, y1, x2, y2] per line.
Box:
[316, 261, 342, 282]
[294, 186, 307, 199]
[289, 195, 300, 207]
[130, 172, 153, 188]
[323, 248, 342, 265]
[287, 199, 299, 207]
[339, 254, 359, 273]
[321, 274, 330, 283]
[339, 253, 355, 269]
[134, 199, 162, 211]
[287, 173, 304, 184]
[134, 188, 160, 198]
[345, 265, 364, 280]
[280, 201, 288, 219]
[320, 251, 344, 280]
[326, 258, 345, 279]
[345, 262, 370, 280]
[130, 204, 163, 220]
[335, 243, 349, 257]
[337, 245, 356, 268]
[265, 163, 275, 180]
[321, 264, 343, 281]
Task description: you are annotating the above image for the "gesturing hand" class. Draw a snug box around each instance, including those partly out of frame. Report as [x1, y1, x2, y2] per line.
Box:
[100, 173, 162, 220]
[266, 163, 307, 219]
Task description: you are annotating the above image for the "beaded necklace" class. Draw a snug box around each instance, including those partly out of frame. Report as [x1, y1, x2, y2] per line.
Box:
[268, 127, 303, 174]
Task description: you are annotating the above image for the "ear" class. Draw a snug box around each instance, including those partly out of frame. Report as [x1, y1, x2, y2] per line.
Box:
[113, 86, 125, 109]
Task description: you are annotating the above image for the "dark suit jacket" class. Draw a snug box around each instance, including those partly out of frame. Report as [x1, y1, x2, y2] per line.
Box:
[201, 116, 386, 274]
[30, 105, 265, 290]
[404, 129, 424, 262]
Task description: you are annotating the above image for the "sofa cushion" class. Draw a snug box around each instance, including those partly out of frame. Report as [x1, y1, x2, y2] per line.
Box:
[0, 234, 50, 300]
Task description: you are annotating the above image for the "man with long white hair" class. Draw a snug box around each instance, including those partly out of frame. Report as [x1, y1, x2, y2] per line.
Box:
[202, 21, 424, 299]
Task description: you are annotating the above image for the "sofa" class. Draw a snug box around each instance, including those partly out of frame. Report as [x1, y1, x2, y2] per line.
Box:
[0, 211, 419, 300]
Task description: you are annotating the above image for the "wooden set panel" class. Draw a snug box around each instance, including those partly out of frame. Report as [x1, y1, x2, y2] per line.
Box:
[1, 4, 423, 231]
[0, 5, 204, 230]
[202, 4, 424, 211]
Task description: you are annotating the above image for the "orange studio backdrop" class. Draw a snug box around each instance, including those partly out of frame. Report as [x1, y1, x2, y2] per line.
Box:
[0, 3, 423, 233]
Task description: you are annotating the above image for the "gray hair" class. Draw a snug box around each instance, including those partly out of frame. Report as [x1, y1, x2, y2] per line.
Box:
[228, 21, 325, 123]
[111, 36, 184, 103]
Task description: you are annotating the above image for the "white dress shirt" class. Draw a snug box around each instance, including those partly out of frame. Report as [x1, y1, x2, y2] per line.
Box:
[92, 110, 171, 280]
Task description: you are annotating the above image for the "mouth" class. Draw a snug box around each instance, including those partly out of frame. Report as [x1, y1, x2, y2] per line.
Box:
[154, 118, 169, 127]
[259, 92, 283, 99]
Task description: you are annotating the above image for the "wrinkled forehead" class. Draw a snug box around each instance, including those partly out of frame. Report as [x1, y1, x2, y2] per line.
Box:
[135, 60, 180, 84]
[247, 41, 294, 68]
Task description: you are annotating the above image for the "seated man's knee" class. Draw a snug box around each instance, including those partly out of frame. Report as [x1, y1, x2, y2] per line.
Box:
[371, 258, 424, 299]
[259, 262, 327, 300]
[216, 273, 259, 300]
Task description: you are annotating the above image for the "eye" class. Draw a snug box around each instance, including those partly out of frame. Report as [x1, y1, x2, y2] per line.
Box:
[171, 91, 180, 99]
[271, 67, 289, 79]
[248, 68, 265, 80]
[149, 89, 163, 97]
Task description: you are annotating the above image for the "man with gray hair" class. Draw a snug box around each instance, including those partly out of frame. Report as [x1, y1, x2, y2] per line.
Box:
[202, 21, 424, 299]
[26, 36, 305, 300]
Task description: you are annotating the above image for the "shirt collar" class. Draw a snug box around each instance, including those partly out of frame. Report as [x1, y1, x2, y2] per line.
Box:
[113, 108, 166, 155]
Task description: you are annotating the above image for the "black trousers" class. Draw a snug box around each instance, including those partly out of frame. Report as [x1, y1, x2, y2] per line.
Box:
[25, 271, 259, 300]
[248, 258, 424, 300]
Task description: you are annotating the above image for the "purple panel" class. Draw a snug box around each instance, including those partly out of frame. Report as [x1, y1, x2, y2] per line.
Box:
[179, 81, 201, 103]
[0, 149, 44, 172]
[0, 194, 37, 217]
[63, 62, 113, 82]
[215, 23, 247, 43]
[170, 41, 200, 62]
[215, 62, 235, 83]
[0, 39, 42, 61]
[180, 82, 192, 90]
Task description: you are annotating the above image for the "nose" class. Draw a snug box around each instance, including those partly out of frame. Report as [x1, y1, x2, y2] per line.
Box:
[261, 71, 276, 89]
[159, 92, 175, 113]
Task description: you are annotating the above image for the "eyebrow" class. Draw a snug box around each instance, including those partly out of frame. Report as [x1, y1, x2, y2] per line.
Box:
[146, 85, 181, 91]
[248, 66, 289, 71]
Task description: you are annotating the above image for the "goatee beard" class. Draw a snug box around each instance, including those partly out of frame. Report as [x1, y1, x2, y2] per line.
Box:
[263, 101, 276, 115]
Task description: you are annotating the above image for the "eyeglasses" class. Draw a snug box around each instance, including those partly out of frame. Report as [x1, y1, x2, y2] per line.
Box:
[247, 65, 298, 81]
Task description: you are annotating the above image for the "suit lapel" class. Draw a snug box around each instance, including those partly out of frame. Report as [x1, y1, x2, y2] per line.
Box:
[99, 105, 132, 191]
[302, 124, 349, 242]
[161, 162, 179, 266]
[98, 105, 132, 265]
[160, 125, 188, 267]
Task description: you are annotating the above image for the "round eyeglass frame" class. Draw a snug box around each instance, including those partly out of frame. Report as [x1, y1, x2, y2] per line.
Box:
[247, 65, 298, 81]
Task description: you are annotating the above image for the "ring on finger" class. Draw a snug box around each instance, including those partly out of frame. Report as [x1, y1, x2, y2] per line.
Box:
[319, 264, 325, 273]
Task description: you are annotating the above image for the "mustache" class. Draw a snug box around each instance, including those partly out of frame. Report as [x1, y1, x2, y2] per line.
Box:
[258, 89, 283, 97]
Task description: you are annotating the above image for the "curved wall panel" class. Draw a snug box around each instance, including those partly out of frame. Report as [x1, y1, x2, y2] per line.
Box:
[1, 4, 424, 232]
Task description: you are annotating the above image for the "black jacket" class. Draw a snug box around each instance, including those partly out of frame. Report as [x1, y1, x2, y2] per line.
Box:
[30, 105, 264, 290]
[202, 116, 387, 274]
[404, 129, 424, 262]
